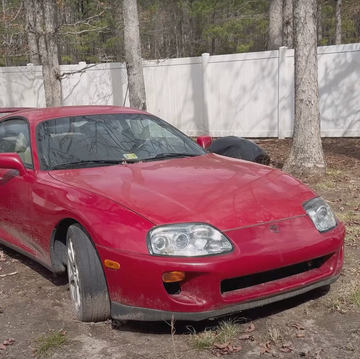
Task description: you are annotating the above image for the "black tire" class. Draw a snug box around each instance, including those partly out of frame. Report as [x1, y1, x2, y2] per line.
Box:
[66, 224, 111, 322]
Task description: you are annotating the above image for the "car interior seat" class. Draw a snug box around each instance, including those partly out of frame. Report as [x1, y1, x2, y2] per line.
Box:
[15, 132, 32, 166]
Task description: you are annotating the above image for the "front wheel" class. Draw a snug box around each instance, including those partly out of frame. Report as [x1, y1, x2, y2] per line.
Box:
[67, 224, 111, 322]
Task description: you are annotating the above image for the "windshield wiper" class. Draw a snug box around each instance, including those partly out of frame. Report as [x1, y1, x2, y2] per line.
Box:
[51, 154, 199, 169]
[142, 153, 200, 161]
[51, 159, 126, 170]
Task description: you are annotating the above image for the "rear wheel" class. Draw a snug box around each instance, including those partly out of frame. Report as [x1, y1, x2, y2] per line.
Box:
[67, 224, 111, 322]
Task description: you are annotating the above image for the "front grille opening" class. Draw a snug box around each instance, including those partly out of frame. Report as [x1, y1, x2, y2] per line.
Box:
[221, 254, 331, 294]
[163, 281, 181, 295]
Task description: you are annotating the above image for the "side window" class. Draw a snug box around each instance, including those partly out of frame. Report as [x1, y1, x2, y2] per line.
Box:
[0, 119, 33, 168]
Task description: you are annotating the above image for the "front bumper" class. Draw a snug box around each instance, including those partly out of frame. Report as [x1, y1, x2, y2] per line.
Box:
[110, 274, 339, 321]
[97, 217, 345, 321]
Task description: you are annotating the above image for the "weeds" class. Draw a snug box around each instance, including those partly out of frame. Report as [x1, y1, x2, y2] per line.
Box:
[189, 328, 216, 350]
[327, 169, 342, 177]
[34, 330, 67, 358]
[189, 319, 242, 350]
[315, 181, 334, 190]
[350, 289, 360, 307]
[268, 326, 282, 344]
[326, 279, 360, 313]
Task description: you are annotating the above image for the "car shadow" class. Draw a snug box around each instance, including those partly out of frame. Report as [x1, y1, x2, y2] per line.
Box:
[113, 286, 330, 335]
[0, 243, 68, 287]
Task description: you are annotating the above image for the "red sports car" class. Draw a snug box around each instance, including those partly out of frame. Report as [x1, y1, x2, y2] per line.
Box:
[0, 106, 344, 322]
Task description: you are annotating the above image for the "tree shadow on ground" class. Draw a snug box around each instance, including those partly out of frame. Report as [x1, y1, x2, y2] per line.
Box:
[258, 138, 360, 171]
[321, 138, 360, 161]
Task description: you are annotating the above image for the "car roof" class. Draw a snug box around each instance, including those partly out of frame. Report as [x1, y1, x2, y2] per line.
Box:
[1, 105, 149, 125]
[0, 107, 33, 114]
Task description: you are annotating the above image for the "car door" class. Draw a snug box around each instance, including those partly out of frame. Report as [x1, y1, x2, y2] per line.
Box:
[0, 118, 37, 256]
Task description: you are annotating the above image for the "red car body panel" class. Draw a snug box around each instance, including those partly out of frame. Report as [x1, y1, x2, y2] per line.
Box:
[48, 154, 317, 233]
[98, 227, 343, 311]
[0, 106, 345, 321]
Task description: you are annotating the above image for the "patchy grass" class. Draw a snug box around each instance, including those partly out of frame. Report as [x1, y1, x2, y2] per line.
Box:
[189, 328, 216, 350]
[189, 319, 241, 350]
[34, 330, 67, 358]
[327, 169, 343, 176]
[350, 289, 360, 308]
[216, 320, 242, 343]
[267, 326, 282, 344]
[337, 209, 358, 223]
[326, 279, 360, 313]
[315, 180, 335, 191]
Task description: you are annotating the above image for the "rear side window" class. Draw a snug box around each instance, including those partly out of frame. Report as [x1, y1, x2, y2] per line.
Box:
[0, 119, 33, 168]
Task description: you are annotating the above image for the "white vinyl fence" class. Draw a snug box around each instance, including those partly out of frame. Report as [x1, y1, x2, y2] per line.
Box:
[0, 43, 360, 138]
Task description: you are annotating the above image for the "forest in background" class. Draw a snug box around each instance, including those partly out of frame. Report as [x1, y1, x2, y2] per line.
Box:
[1, 0, 360, 66]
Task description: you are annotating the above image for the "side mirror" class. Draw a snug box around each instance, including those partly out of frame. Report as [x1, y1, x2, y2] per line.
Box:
[0, 153, 27, 176]
[196, 135, 212, 149]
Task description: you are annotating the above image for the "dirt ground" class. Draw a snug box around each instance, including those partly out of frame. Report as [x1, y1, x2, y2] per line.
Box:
[1, 138, 359, 359]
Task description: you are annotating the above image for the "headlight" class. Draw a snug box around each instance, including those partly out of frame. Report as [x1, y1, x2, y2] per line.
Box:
[303, 197, 337, 232]
[147, 223, 233, 257]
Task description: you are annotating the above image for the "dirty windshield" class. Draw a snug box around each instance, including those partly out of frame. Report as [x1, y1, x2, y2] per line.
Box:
[36, 113, 205, 170]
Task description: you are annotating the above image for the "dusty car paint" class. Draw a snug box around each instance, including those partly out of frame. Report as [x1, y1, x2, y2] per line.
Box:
[0, 106, 345, 321]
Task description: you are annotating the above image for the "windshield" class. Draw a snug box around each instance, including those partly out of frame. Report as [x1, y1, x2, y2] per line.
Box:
[36, 113, 206, 170]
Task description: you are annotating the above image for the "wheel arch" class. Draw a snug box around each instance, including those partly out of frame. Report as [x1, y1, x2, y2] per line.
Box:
[49, 217, 97, 274]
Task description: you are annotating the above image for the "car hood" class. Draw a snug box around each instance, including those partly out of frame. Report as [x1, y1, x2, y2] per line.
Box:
[48, 154, 316, 231]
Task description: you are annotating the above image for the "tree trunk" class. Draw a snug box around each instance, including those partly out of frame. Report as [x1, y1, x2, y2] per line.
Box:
[268, 0, 283, 50]
[282, 0, 293, 48]
[23, 0, 41, 65]
[123, 0, 147, 110]
[317, 1, 322, 45]
[44, 0, 62, 106]
[283, 0, 326, 177]
[335, 0, 342, 45]
[35, 0, 62, 107]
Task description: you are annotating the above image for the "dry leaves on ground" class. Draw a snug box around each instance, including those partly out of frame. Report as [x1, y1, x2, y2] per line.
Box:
[245, 323, 255, 333]
[238, 334, 255, 341]
[211, 342, 242, 357]
[0, 338, 15, 352]
[259, 341, 277, 356]
[280, 342, 293, 353]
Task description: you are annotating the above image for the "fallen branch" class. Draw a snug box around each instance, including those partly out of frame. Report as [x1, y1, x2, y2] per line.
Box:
[0, 272, 17, 278]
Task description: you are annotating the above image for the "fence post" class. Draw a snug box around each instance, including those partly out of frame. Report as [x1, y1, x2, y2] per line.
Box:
[278, 46, 287, 139]
[201, 53, 210, 135]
